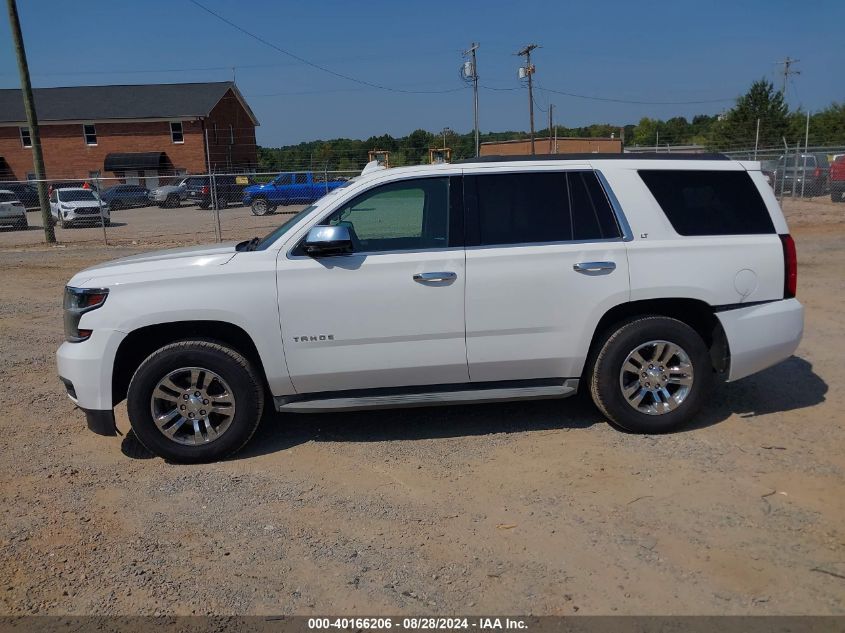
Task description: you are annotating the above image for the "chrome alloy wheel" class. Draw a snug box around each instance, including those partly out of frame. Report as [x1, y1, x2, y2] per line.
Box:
[150, 367, 236, 445]
[619, 340, 694, 415]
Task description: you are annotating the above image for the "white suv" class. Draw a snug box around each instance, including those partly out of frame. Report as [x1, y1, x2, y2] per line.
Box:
[56, 155, 803, 462]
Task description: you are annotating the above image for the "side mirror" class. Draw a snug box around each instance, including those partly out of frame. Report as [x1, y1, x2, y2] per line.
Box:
[302, 225, 352, 257]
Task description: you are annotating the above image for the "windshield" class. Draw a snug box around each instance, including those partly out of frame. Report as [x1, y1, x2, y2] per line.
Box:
[59, 190, 97, 202]
[254, 206, 316, 250]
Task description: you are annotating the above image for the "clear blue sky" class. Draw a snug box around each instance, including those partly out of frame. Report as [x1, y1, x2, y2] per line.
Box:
[1, 0, 842, 146]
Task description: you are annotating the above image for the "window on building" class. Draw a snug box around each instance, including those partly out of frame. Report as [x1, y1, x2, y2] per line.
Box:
[170, 121, 184, 144]
[638, 170, 774, 236]
[83, 124, 97, 145]
[20, 127, 32, 148]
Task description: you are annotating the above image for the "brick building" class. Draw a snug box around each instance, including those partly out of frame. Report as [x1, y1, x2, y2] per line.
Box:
[0, 82, 258, 188]
[480, 136, 622, 156]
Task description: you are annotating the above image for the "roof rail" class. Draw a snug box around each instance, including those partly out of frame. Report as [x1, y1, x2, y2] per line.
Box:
[454, 152, 730, 164]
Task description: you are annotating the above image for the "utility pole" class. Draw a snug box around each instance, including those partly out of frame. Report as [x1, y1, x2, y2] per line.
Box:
[516, 44, 538, 155]
[463, 42, 480, 157]
[6, 0, 54, 243]
[776, 56, 800, 96]
[548, 104, 554, 153]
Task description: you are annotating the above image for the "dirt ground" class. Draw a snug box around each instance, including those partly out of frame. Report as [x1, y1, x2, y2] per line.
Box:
[0, 196, 843, 616]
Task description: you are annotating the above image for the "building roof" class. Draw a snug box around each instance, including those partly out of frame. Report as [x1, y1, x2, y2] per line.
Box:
[0, 81, 258, 125]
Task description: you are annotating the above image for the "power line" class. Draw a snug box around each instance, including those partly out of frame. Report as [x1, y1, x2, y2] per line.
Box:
[187, 0, 467, 95]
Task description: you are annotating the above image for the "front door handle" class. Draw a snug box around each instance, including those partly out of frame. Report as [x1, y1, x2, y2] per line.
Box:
[573, 261, 616, 273]
[413, 271, 457, 283]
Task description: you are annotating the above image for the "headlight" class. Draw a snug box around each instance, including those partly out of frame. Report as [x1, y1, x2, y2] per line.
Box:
[63, 286, 109, 342]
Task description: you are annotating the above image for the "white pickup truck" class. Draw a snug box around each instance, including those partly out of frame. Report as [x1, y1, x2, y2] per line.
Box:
[57, 154, 803, 462]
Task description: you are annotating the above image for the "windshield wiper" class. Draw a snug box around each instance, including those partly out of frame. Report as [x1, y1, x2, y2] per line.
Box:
[236, 236, 261, 252]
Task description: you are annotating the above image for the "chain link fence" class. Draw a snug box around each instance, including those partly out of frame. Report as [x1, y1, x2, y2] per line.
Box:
[1, 146, 843, 249]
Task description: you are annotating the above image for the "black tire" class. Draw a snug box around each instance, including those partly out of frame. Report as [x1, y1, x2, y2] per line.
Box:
[165, 194, 179, 209]
[589, 316, 713, 434]
[198, 201, 210, 210]
[250, 197, 270, 216]
[126, 340, 265, 463]
[58, 215, 68, 229]
[110, 200, 122, 211]
[16, 216, 28, 231]
[832, 191, 844, 203]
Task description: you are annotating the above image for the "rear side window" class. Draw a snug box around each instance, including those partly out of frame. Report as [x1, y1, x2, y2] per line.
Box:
[639, 170, 774, 236]
[464, 170, 620, 246]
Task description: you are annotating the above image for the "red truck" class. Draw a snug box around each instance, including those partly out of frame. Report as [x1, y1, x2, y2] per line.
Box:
[831, 155, 845, 203]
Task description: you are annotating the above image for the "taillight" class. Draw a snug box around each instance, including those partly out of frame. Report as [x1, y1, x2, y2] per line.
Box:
[201, 185, 209, 195]
[780, 234, 797, 299]
[813, 167, 821, 178]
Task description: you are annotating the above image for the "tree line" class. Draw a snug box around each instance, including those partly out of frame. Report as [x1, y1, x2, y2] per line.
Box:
[257, 80, 844, 171]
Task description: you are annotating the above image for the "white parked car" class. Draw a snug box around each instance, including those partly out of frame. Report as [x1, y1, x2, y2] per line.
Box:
[0, 189, 28, 230]
[50, 187, 110, 228]
[56, 154, 803, 462]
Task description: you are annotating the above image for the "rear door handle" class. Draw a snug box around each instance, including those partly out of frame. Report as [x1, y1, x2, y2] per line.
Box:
[573, 261, 616, 273]
[413, 271, 457, 283]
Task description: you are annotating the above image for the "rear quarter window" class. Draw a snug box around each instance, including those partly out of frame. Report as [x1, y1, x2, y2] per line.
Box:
[639, 170, 774, 236]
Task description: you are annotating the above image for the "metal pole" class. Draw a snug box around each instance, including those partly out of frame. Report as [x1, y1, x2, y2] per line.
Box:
[548, 104, 553, 154]
[778, 137, 788, 203]
[94, 172, 107, 245]
[6, 0, 55, 243]
[655, 131, 659, 152]
[800, 110, 810, 198]
[791, 140, 800, 199]
[754, 118, 760, 160]
[204, 127, 221, 242]
[472, 44, 479, 157]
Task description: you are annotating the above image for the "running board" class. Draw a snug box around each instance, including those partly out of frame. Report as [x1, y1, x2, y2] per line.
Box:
[274, 379, 579, 413]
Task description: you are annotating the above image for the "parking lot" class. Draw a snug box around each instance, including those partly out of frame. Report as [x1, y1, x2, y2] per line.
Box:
[0, 196, 843, 616]
[0, 200, 307, 248]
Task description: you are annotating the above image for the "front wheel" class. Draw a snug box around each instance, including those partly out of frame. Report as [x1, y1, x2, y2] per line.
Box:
[589, 316, 713, 433]
[832, 191, 844, 203]
[126, 340, 265, 463]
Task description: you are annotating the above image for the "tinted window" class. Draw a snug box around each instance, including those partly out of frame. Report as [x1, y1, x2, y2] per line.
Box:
[465, 170, 620, 246]
[294, 173, 307, 185]
[568, 171, 621, 240]
[639, 170, 774, 236]
[59, 190, 97, 202]
[319, 178, 449, 253]
[0, 192, 18, 203]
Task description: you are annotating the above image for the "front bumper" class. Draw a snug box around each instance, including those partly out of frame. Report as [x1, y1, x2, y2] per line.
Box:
[56, 328, 126, 411]
[716, 298, 804, 382]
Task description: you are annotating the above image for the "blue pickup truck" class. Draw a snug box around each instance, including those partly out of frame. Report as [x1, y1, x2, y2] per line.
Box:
[243, 172, 348, 216]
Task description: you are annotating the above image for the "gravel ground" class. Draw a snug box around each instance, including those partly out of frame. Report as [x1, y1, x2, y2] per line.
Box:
[0, 197, 843, 616]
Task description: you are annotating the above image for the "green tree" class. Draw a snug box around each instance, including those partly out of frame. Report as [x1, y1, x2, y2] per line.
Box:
[708, 79, 788, 150]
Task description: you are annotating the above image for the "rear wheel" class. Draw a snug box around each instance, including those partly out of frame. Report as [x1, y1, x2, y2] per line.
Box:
[110, 200, 123, 211]
[832, 191, 844, 203]
[126, 340, 264, 463]
[590, 316, 712, 434]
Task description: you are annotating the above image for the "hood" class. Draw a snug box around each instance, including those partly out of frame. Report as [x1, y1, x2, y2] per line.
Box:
[68, 243, 239, 287]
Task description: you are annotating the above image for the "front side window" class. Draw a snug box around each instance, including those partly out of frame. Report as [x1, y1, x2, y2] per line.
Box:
[170, 121, 184, 143]
[464, 170, 620, 246]
[319, 177, 449, 253]
[294, 173, 307, 185]
[20, 127, 32, 148]
[639, 170, 774, 236]
[83, 124, 97, 145]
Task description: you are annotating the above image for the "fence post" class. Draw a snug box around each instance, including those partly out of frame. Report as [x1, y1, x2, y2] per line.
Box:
[94, 172, 107, 245]
[800, 111, 810, 198]
[204, 128, 221, 242]
[792, 141, 800, 199]
[779, 137, 788, 204]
